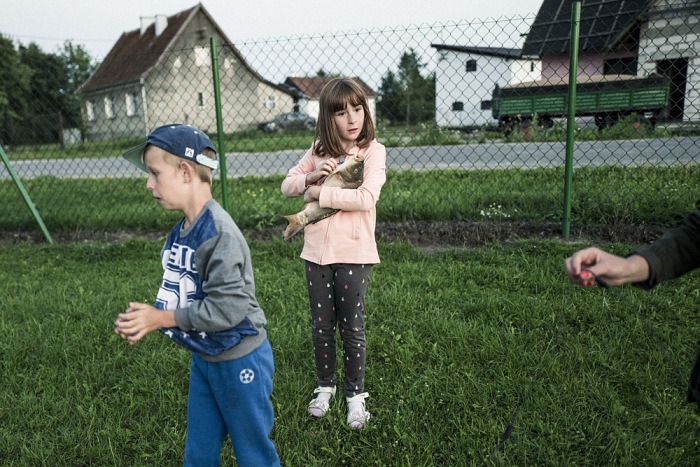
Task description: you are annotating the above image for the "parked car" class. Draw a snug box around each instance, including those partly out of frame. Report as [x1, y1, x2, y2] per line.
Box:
[258, 112, 316, 133]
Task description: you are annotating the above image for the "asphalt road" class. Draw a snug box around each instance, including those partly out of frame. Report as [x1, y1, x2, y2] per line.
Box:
[2, 136, 699, 180]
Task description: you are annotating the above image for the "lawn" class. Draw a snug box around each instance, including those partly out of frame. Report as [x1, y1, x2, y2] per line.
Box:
[2, 165, 699, 234]
[1, 237, 700, 465]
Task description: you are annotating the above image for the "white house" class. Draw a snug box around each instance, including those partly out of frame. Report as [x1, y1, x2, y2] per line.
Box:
[431, 44, 541, 128]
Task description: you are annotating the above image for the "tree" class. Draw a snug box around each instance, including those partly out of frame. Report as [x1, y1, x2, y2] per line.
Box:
[4, 40, 97, 146]
[378, 49, 435, 125]
[0, 35, 32, 146]
[19, 43, 70, 144]
[316, 69, 340, 78]
[61, 41, 96, 140]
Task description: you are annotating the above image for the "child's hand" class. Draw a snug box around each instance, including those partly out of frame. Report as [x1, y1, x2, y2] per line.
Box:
[114, 302, 164, 345]
[306, 159, 338, 186]
[304, 185, 322, 203]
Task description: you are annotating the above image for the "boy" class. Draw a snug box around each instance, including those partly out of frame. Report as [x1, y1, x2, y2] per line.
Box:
[114, 124, 280, 466]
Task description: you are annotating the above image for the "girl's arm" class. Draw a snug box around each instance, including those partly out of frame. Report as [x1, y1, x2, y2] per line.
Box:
[318, 143, 387, 211]
[281, 147, 317, 197]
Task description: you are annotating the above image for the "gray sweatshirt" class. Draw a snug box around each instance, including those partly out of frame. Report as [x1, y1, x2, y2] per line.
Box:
[155, 199, 268, 363]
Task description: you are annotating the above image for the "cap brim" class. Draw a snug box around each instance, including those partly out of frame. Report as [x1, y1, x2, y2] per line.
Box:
[122, 142, 148, 172]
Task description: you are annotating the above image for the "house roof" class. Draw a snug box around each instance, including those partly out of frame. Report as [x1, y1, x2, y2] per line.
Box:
[283, 76, 378, 99]
[81, 3, 290, 96]
[81, 5, 195, 92]
[431, 44, 532, 59]
[522, 0, 656, 56]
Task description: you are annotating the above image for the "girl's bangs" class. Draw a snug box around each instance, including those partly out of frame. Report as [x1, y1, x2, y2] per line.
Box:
[329, 86, 363, 112]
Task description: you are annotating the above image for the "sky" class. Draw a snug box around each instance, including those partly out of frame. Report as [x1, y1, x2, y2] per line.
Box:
[0, 0, 543, 59]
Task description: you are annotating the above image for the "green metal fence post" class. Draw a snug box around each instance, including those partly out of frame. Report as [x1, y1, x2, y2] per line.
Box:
[563, 1, 582, 239]
[210, 37, 229, 211]
[0, 145, 54, 244]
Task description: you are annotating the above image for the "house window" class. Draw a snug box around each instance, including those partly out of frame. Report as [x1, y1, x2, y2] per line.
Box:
[126, 92, 140, 117]
[604, 57, 637, 75]
[198, 92, 206, 108]
[194, 46, 210, 67]
[86, 100, 95, 122]
[481, 100, 492, 110]
[452, 102, 464, 111]
[466, 59, 477, 72]
[104, 96, 114, 119]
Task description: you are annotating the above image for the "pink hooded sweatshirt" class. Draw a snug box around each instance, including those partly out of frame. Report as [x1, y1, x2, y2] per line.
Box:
[281, 139, 386, 266]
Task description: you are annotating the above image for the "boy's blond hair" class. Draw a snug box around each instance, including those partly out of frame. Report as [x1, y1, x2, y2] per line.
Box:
[159, 148, 217, 184]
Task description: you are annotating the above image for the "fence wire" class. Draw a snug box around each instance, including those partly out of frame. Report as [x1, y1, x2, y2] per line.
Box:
[1, 10, 699, 236]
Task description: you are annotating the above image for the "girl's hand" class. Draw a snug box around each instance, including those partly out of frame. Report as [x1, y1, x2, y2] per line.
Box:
[304, 185, 322, 203]
[306, 159, 338, 186]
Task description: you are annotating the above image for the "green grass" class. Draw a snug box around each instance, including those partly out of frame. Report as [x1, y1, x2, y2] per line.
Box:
[2, 165, 698, 234]
[2, 238, 700, 465]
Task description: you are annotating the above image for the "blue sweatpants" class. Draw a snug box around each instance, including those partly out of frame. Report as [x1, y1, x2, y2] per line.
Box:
[183, 339, 280, 467]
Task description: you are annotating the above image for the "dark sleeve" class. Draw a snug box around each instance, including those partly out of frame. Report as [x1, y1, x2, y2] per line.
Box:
[629, 203, 700, 289]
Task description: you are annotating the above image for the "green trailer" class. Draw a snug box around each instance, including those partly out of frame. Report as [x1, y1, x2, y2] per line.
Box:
[492, 73, 671, 133]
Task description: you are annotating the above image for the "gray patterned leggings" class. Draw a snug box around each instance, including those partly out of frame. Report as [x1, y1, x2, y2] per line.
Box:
[304, 261, 372, 398]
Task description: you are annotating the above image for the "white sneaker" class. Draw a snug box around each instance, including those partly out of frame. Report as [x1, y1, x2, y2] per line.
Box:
[308, 386, 336, 418]
[346, 392, 370, 429]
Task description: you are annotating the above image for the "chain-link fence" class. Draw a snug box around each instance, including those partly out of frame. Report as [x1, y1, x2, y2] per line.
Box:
[1, 3, 699, 237]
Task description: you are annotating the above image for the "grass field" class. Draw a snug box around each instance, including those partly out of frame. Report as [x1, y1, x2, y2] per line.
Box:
[2, 236, 700, 465]
[2, 165, 699, 234]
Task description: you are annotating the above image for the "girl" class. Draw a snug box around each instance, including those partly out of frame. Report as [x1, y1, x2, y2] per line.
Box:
[281, 78, 386, 429]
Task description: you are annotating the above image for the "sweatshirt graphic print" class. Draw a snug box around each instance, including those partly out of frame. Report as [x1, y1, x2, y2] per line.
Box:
[155, 209, 258, 356]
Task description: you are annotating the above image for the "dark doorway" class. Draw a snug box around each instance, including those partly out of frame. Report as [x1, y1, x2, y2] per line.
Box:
[657, 58, 688, 121]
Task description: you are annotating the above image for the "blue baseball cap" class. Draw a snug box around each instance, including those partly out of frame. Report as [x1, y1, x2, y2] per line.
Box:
[122, 124, 219, 172]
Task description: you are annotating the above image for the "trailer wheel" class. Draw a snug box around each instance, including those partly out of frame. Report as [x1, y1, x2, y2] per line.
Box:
[594, 112, 620, 130]
[500, 119, 515, 136]
[538, 116, 554, 129]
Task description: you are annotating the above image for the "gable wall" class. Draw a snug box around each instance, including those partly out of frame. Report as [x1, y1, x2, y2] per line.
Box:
[434, 49, 514, 127]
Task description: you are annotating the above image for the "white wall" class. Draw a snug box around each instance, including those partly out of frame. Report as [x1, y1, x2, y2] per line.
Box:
[434, 50, 514, 127]
[510, 59, 542, 84]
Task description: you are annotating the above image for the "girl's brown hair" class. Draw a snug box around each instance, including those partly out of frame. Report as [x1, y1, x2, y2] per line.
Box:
[314, 78, 376, 158]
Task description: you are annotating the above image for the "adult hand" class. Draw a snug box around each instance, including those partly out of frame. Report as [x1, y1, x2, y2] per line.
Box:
[564, 247, 649, 287]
